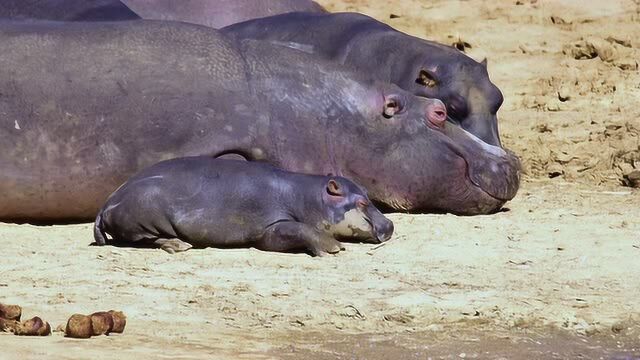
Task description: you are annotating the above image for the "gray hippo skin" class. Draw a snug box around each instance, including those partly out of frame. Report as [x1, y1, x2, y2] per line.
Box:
[94, 157, 394, 256]
[121, 0, 325, 28]
[0, 0, 139, 21]
[0, 20, 519, 222]
[223, 12, 504, 146]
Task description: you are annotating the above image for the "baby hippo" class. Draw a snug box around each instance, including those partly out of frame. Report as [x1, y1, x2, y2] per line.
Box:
[94, 157, 393, 256]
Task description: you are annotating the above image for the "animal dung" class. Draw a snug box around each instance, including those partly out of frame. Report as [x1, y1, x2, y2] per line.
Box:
[0, 303, 22, 321]
[13, 316, 52, 336]
[65, 310, 126, 338]
[0, 318, 19, 332]
[108, 310, 127, 333]
[65, 314, 93, 338]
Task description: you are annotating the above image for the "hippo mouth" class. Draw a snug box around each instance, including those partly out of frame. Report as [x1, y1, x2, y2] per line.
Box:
[459, 148, 521, 202]
[440, 123, 521, 203]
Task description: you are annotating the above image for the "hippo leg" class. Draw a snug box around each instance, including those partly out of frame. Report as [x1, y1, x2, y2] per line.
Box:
[258, 222, 344, 256]
[153, 238, 193, 254]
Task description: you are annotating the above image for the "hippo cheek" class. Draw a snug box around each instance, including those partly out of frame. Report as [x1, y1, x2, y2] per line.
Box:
[330, 208, 376, 242]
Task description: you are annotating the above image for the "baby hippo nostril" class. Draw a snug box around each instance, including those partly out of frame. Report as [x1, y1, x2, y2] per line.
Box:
[426, 100, 447, 128]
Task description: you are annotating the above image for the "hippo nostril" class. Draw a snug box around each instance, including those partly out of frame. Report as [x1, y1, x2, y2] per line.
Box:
[427, 101, 447, 128]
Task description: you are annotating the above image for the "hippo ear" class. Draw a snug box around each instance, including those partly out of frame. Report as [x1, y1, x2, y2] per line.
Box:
[326, 179, 343, 196]
[480, 58, 488, 68]
[383, 94, 403, 118]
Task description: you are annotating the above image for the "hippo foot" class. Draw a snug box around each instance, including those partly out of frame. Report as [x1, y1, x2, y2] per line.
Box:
[153, 238, 193, 254]
[311, 236, 345, 257]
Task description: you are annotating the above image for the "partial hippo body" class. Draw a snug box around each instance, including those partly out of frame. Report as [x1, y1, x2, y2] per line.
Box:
[0, 0, 324, 28]
[0, 20, 520, 222]
[223, 12, 505, 146]
[94, 157, 393, 256]
[0, 0, 139, 21]
[122, 0, 326, 28]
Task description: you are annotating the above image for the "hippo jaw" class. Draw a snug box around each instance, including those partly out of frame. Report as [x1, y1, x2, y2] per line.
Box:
[344, 124, 521, 215]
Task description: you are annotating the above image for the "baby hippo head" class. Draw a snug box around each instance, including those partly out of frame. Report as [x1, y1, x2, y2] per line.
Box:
[321, 177, 394, 243]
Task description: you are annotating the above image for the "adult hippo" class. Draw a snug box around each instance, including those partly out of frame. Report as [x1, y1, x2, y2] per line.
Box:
[122, 0, 326, 28]
[0, 0, 139, 21]
[0, 0, 324, 28]
[0, 20, 520, 222]
[223, 12, 504, 146]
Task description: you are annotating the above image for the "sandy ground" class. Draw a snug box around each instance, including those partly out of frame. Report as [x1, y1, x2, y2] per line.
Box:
[1, 0, 639, 358]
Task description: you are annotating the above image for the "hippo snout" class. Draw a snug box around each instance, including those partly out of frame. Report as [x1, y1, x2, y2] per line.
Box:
[426, 99, 447, 128]
[374, 217, 394, 243]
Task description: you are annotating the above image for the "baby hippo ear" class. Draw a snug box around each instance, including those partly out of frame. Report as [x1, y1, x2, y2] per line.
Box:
[326, 179, 343, 196]
[383, 94, 403, 118]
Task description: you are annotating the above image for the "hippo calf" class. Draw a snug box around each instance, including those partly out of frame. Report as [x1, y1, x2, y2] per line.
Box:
[94, 157, 394, 256]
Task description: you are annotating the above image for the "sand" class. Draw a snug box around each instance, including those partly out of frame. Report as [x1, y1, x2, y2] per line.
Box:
[1, 0, 639, 358]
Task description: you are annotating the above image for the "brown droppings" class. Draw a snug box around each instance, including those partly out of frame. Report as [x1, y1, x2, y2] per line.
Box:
[65, 314, 93, 339]
[0, 303, 22, 321]
[90, 312, 114, 336]
[108, 310, 127, 333]
[14, 316, 51, 336]
[0, 318, 19, 332]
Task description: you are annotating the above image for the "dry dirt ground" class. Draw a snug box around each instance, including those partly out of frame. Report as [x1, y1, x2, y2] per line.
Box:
[1, 0, 639, 359]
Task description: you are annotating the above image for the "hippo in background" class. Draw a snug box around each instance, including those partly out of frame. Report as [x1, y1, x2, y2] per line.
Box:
[0, 20, 519, 222]
[122, 0, 326, 28]
[0, 0, 324, 28]
[223, 12, 505, 147]
[0, 0, 139, 21]
[94, 157, 393, 256]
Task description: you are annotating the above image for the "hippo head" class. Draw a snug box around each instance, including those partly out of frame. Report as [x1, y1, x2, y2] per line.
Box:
[339, 83, 520, 214]
[403, 44, 504, 147]
[321, 177, 394, 243]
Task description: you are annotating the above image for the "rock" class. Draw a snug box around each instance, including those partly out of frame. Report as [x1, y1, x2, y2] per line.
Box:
[611, 320, 627, 334]
[558, 86, 571, 102]
[547, 163, 564, 178]
[564, 40, 597, 59]
[606, 36, 632, 48]
[614, 58, 639, 71]
[623, 170, 640, 188]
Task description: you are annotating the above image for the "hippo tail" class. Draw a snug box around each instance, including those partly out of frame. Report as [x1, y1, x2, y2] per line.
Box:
[93, 210, 108, 246]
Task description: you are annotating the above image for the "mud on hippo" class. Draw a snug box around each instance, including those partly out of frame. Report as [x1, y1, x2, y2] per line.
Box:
[0, 20, 520, 222]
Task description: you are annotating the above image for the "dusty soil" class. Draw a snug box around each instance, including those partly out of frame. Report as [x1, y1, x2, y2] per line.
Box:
[1, 0, 639, 358]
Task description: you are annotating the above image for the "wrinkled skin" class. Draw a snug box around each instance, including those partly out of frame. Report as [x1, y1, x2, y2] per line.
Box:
[0, 0, 139, 21]
[122, 0, 326, 29]
[94, 157, 393, 256]
[0, 20, 520, 222]
[223, 12, 504, 146]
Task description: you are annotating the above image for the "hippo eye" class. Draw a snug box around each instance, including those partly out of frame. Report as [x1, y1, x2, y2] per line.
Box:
[416, 70, 438, 88]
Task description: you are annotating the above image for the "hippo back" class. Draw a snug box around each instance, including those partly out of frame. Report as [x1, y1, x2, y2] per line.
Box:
[0, 0, 139, 21]
[122, 0, 326, 28]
